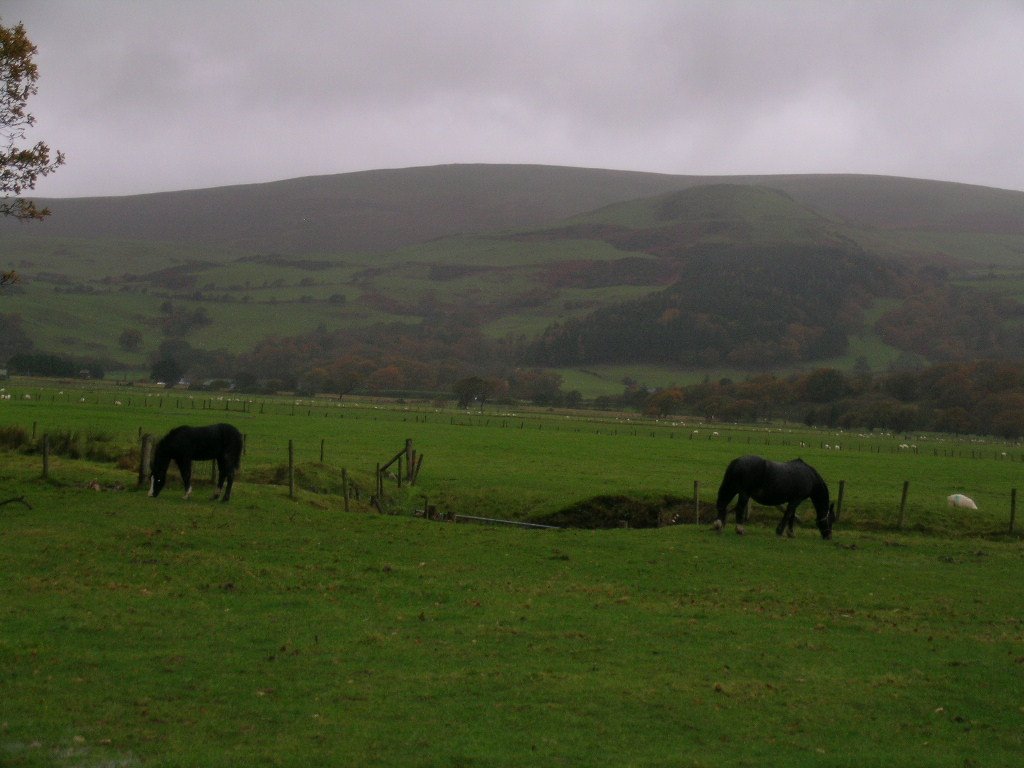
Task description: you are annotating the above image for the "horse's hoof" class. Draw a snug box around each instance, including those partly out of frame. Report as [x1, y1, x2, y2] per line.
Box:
[736, 526, 745, 535]
[786, 530, 796, 539]
[712, 520, 724, 533]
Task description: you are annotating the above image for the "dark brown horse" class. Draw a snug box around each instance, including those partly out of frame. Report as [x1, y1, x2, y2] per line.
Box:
[715, 455, 835, 539]
[149, 423, 243, 502]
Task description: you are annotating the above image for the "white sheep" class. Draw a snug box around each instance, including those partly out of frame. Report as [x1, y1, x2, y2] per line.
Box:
[947, 493, 978, 510]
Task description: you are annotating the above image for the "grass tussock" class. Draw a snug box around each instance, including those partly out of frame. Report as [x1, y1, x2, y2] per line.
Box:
[0, 426, 141, 470]
[31, 429, 137, 465]
[0, 424, 30, 450]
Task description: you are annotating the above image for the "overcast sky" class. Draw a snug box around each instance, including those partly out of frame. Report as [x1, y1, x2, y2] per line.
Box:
[6, 0, 1024, 198]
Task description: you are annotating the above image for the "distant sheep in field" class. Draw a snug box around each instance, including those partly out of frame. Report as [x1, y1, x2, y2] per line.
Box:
[947, 493, 978, 510]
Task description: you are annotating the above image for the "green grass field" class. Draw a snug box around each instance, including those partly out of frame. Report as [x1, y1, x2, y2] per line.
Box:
[1, 382, 1021, 533]
[1, 385, 1022, 766]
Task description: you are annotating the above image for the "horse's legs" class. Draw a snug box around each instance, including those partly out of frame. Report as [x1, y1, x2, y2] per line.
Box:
[713, 493, 733, 532]
[212, 457, 227, 499]
[179, 459, 193, 499]
[735, 493, 749, 535]
[777, 501, 799, 537]
[714, 480, 737, 532]
[775, 506, 787, 536]
[221, 469, 234, 502]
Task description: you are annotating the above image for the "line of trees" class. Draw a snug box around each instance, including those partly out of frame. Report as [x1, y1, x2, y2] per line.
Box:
[5, 318, 1024, 438]
[606, 360, 1024, 439]
[6, 352, 104, 379]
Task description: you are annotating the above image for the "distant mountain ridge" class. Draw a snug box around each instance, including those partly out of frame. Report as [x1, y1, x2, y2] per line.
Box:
[5, 164, 1024, 257]
[2, 164, 1024, 387]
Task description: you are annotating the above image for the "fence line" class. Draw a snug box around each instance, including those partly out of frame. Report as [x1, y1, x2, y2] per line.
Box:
[7, 404, 1020, 534]
[454, 515, 560, 530]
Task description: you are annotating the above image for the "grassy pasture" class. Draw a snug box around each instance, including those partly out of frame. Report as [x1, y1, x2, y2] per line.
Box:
[862, 229, 1024, 269]
[480, 285, 662, 341]
[8, 285, 158, 360]
[952, 270, 1024, 303]
[0, 384, 1022, 535]
[549, 332, 907, 399]
[4, 234, 238, 281]
[2, 232, 666, 363]
[1, 387, 1023, 766]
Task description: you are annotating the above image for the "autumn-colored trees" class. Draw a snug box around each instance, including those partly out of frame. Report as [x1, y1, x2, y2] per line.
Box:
[1, 20, 64, 222]
[527, 245, 898, 368]
[622, 361, 1024, 439]
[876, 287, 1024, 362]
[1, 19, 65, 288]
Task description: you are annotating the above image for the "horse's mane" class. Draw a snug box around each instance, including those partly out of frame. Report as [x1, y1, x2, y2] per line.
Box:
[805, 463, 830, 507]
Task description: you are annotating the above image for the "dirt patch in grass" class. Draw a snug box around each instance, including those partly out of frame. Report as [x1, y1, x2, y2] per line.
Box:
[535, 494, 702, 529]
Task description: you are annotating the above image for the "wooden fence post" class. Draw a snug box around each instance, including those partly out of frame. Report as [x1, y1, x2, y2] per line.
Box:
[693, 479, 700, 525]
[138, 434, 153, 488]
[42, 433, 50, 479]
[288, 439, 295, 499]
[1010, 488, 1017, 534]
[320, 439, 325, 463]
[342, 468, 350, 513]
[836, 480, 846, 520]
[898, 480, 910, 529]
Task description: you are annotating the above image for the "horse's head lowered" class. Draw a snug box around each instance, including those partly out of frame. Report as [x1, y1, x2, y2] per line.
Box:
[816, 502, 837, 540]
[148, 453, 171, 497]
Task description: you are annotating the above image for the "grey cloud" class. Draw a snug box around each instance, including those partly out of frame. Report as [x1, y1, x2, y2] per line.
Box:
[4, 0, 1023, 197]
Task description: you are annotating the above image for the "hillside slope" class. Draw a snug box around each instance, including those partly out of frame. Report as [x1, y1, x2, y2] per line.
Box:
[0, 165, 697, 256]
[2, 165, 1024, 384]
[4, 164, 1024, 258]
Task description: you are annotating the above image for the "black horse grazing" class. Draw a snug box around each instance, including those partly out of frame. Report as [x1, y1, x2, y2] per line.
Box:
[149, 423, 243, 502]
[714, 455, 836, 539]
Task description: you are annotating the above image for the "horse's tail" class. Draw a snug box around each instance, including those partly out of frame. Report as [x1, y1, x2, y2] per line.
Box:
[219, 423, 244, 470]
[716, 457, 742, 513]
[229, 433, 243, 470]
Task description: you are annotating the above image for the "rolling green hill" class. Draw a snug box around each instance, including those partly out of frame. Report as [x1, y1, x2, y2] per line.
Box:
[1, 164, 1023, 391]
[0, 164, 705, 257]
